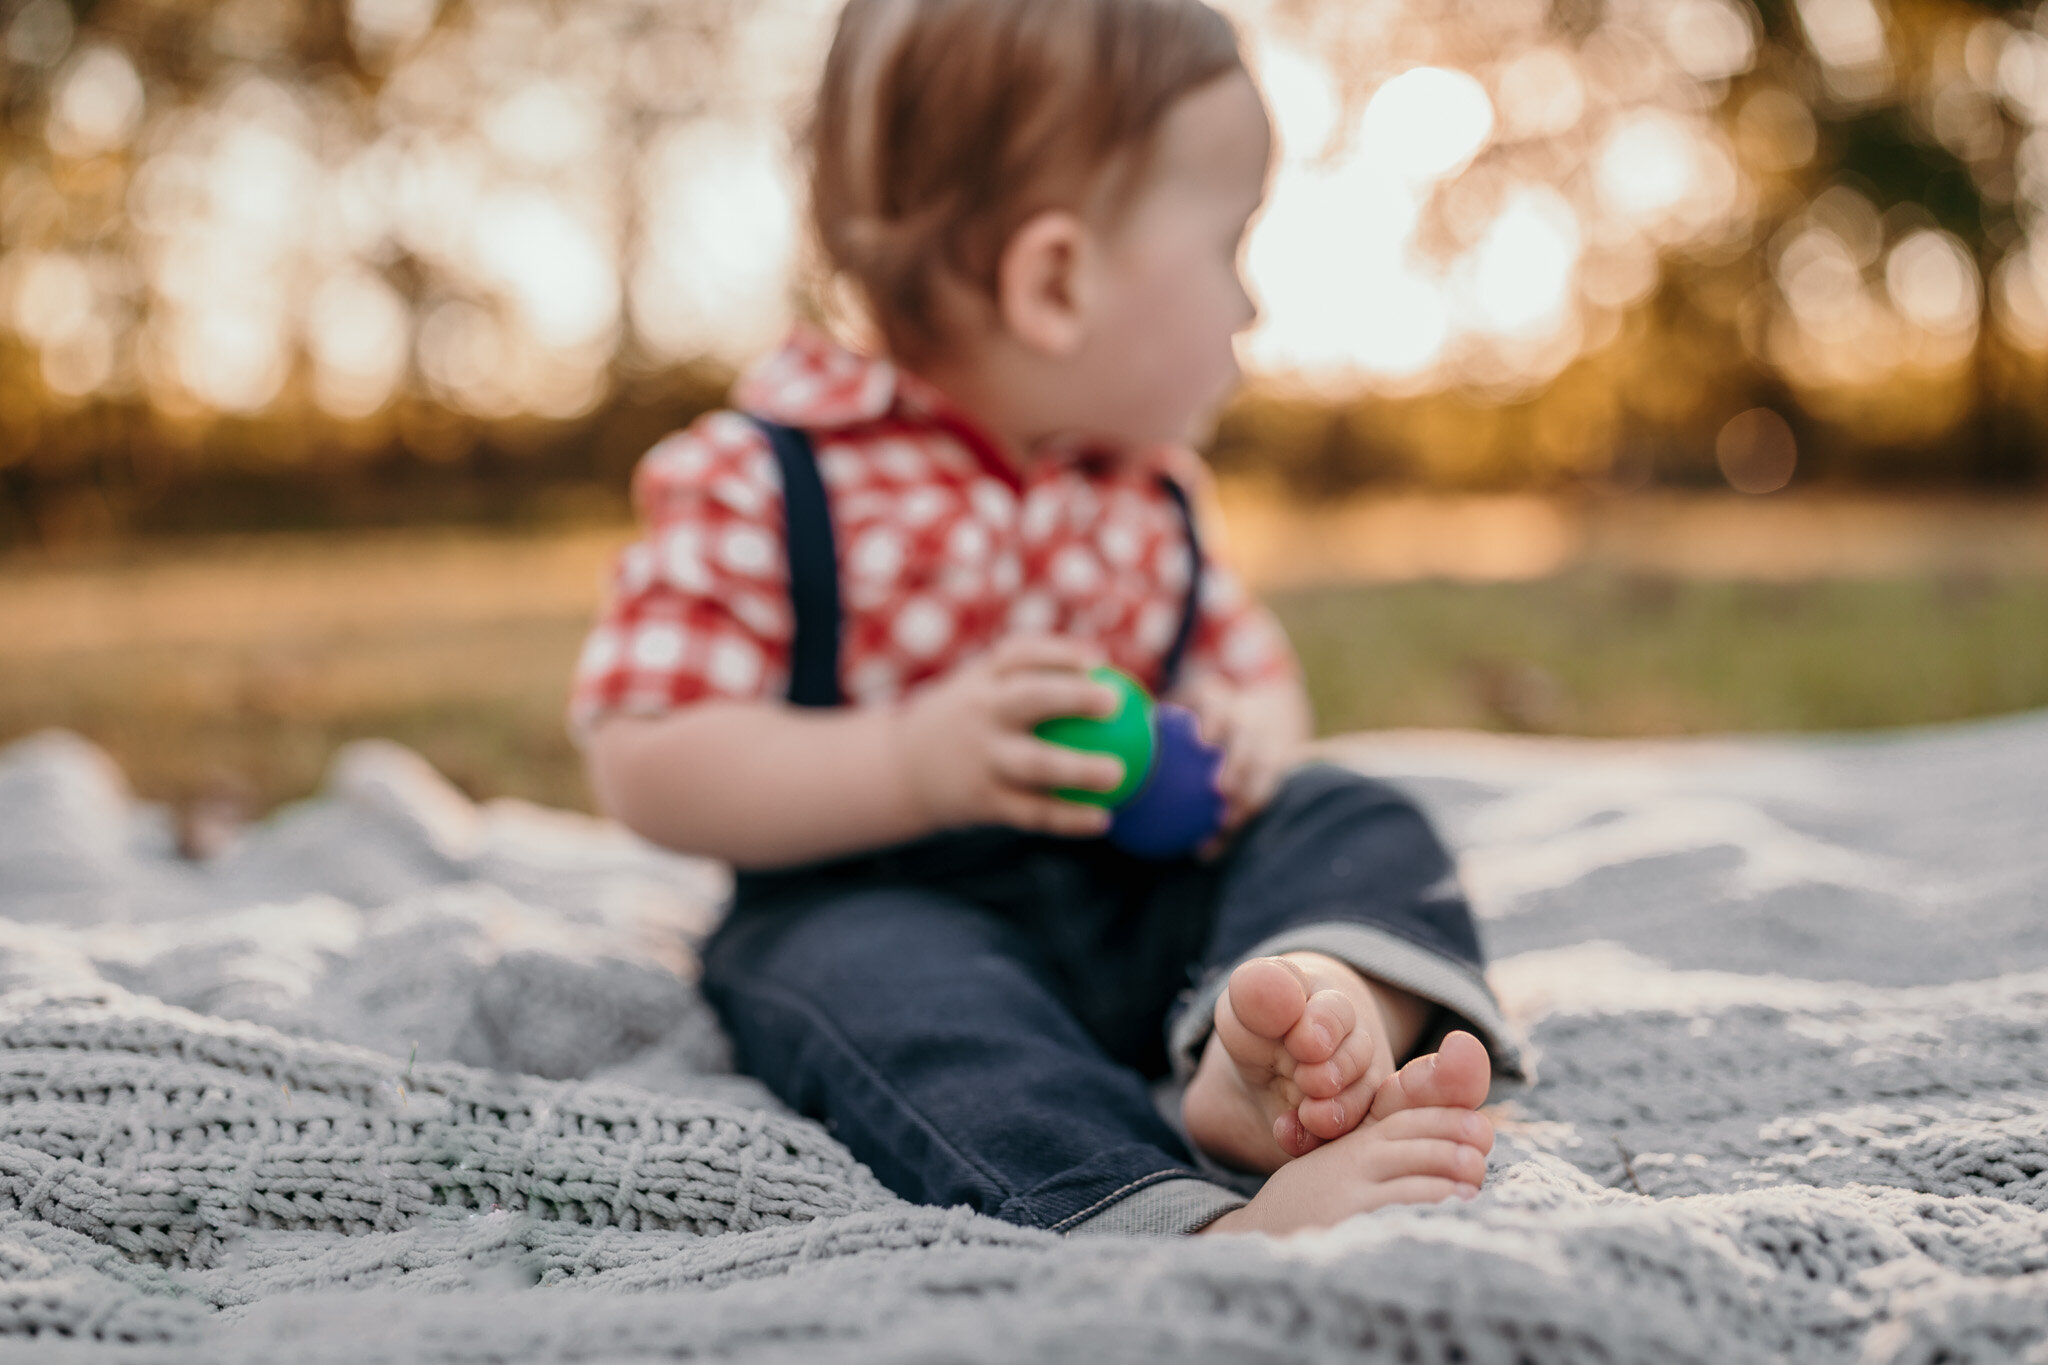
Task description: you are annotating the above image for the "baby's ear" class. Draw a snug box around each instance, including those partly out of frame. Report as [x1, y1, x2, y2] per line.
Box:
[996, 209, 1092, 358]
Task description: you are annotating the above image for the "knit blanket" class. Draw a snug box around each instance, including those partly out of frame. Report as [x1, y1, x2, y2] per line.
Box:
[2, 718, 2045, 1365]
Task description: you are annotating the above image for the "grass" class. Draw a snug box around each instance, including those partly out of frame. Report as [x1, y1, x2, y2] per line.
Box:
[0, 616, 598, 820]
[1275, 572, 2048, 738]
[0, 528, 612, 823]
[3, 521, 2046, 826]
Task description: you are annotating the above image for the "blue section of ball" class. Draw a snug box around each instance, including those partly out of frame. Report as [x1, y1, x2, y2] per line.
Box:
[1107, 702, 1225, 859]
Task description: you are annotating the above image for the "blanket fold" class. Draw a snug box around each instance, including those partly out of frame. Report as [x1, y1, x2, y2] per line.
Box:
[2, 720, 2045, 1363]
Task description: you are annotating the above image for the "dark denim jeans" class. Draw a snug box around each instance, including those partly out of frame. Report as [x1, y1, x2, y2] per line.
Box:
[701, 764, 1508, 1233]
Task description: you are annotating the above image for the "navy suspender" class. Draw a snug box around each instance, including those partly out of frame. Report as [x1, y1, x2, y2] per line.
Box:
[1154, 478, 1205, 697]
[751, 418, 846, 708]
[748, 417, 1205, 704]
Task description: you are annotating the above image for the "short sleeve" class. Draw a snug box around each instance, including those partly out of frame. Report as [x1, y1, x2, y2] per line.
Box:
[568, 411, 793, 739]
[1182, 558, 1299, 688]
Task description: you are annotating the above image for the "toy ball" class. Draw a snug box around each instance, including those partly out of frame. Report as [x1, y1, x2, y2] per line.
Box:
[1034, 666, 1225, 858]
[1032, 666, 1154, 808]
[1107, 701, 1226, 859]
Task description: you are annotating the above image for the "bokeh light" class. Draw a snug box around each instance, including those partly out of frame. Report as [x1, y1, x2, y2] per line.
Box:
[307, 269, 412, 420]
[1716, 407, 1798, 493]
[632, 121, 800, 365]
[2, 0, 2048, 503]
[1237, 2, 1753, 399]
[47, 45, 146, 159]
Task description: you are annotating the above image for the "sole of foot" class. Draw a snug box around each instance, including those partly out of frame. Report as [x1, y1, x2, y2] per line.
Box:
[1198, 1030, 1497, 1236]
[1182, 953, 1427, 1172]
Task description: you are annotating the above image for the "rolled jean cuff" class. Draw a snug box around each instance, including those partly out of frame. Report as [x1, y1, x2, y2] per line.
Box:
[1167, 920, 1528, 1088]
[1060, 1175, 1247, 1238]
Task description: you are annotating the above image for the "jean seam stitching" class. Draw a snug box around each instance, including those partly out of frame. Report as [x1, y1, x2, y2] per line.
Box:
[1044, 1169, 1188, 1233]
[720, 970, 1019, 1201]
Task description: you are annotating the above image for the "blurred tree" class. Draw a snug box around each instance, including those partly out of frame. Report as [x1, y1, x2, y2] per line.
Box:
[2, 0, 2046, 546]
[1217, 0, 2048, 494]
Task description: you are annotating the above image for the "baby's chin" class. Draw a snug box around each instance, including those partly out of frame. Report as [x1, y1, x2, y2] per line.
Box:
[1033, 422, 1189, 462]
[1122, 399, 1233, 453]
[1184, 365, 1249, 443]
[1040, 388, 1232, 457]
[1166, 394, 1232, 451]
[1049, 372, 1238, 455]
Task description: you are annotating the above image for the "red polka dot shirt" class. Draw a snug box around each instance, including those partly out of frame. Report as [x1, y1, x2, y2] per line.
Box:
[569, 328, 1298, 736]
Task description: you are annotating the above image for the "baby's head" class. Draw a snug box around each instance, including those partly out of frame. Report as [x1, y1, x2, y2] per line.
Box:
[808, 0, 1271, 454]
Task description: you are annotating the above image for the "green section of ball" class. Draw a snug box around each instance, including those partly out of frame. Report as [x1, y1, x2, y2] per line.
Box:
[1033, 666, 1155, 808]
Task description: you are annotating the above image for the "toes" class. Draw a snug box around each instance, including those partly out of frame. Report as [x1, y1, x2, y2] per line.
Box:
[1292, 1017, 1378, 1100]
[1366, 1105, 1495, 1154]
[1281, 988, 1356, 1067]
[1212, 992, 1285, 1084]
[1365, 1030, 1493, 1123]
[1272, 1109, 1325, 1159]
[1430, 1031, 1494, 1107]
[1226, 957, 1312, 1043]
[1359, 1176, 1481, 1208]
[1362, 1135, 1489, 1188]
[1297, 1075, 1375, 1141]
[1301, 1100, 1493, 1170]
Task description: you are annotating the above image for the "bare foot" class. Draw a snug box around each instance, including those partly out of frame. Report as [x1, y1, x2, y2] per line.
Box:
[1360, 1028, 1495, 1125]
[1181, 953, 1431, 1172]
[1198, 1030, 1497, 1236]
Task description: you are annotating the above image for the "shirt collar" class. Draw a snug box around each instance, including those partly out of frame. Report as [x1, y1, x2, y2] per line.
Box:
[733, 325, 904, 429]
[733, 326, 1184, 487]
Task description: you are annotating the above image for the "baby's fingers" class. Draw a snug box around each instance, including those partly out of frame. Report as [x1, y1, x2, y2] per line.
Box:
[1215, 753, 1259, 831]
[994, 672, 1120, 730]
[989, 734, 1126, 798]
[1217, 744, 1284, 832]
[1177, 680, 1233, 749]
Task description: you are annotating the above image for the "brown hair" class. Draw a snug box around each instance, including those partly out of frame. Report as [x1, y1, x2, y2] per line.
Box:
[807, 0, 1245, 363]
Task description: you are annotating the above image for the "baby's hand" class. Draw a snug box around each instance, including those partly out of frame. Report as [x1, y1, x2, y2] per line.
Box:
[1175, 675, 1302, 841]
[893, 635, 1126, 837]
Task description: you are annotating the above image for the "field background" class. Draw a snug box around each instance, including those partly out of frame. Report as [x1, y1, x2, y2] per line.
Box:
[9, 0, 2048, 842]
[7, 489, 2043, 834]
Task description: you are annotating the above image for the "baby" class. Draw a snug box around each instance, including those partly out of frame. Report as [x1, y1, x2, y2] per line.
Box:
[573, 0, 1521, 1237]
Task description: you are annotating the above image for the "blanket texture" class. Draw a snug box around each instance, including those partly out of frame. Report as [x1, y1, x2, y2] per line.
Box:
[1, 718, 2045, 1363]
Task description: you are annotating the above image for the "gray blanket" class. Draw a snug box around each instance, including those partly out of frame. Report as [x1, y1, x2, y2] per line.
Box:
[2, 718, 2045, 1364]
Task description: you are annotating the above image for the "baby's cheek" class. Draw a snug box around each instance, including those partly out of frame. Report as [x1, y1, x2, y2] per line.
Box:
[1122, 266, 1240, 434]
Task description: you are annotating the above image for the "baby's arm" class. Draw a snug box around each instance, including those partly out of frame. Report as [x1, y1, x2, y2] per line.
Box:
[586, 635, 1127, 869]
